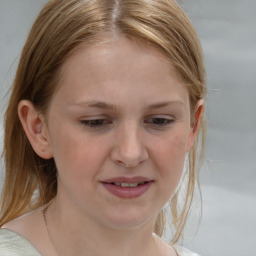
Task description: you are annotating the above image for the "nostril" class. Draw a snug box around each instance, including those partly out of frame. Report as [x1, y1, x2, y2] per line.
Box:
[114, 158, 146, 168]
[110, 138, 149, 168]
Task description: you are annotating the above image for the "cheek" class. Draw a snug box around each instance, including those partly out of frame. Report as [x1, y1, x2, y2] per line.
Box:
[151, 131, 188, 188]
[49, 124, 106, 181]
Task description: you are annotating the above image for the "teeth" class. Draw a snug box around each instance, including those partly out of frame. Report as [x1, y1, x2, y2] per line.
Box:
[113, 182, 146, 187]
[122, 183, 136, 187]
[126, 183, 138, 188]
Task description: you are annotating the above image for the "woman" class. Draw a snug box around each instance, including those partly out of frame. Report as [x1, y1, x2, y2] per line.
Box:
[0, 0, 206, 255]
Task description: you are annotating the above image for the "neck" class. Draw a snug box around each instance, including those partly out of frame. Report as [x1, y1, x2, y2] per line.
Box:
[45, 197, 161, 256]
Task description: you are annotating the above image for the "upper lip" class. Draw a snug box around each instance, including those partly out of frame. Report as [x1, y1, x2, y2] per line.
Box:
[101, 176, 154, 184]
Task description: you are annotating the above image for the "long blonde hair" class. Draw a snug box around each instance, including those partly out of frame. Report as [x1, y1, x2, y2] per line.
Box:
[0, 0, 206, 243]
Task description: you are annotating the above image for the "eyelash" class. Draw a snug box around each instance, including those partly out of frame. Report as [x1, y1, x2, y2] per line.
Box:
[80, 119, 112, 128]
[80, 117, 174, 128]
[145, 117, 174, 126]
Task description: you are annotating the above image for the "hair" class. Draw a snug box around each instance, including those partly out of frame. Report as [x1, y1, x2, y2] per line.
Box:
[0, 0, 206, 243]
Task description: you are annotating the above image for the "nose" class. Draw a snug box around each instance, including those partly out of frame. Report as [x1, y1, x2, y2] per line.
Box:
[111, 123, 149, 168]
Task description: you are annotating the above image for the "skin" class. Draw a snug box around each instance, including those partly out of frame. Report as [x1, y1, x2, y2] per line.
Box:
[4, 37, 202, 256]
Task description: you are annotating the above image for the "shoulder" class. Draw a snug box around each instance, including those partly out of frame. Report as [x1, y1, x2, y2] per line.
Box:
[152, 234, 201, 256]
[0, 229, 41, 255]
[174, 244, 202, 256]
[0, 209, 45, 256]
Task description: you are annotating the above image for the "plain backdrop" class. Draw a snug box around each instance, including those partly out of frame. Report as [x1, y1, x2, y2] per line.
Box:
[0, 1, 256, 255]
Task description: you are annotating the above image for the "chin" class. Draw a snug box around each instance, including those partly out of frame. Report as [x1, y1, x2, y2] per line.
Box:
[99, 207, 156, 231]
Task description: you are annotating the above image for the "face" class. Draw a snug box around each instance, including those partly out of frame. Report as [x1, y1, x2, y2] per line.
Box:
[41, 37, 197, 230]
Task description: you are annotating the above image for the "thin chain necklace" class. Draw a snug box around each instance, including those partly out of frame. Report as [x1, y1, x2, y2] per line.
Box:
[42, 204, 178, 256]
[42, 203, 60, 256]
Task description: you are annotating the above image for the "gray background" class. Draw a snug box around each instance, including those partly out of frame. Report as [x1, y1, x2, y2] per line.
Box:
[0, 1, 256, 255]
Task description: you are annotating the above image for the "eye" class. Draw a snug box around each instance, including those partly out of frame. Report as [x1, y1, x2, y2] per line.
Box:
[80, 119, 112, 128]
[145, 117, 174, 126]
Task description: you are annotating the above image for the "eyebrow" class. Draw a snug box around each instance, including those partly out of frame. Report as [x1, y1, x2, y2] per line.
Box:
[145, 101, 184, 110]
[72, 100, 184, 110]
[73, 101, 117, 110]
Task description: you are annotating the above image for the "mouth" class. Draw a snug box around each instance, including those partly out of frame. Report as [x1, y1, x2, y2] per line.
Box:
[108, 181, 149, 188]
[101, 177, 153, 199]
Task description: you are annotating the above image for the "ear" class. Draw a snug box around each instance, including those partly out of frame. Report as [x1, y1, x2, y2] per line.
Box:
[18, 100, 53, 159]
[186, 99, 204, 152]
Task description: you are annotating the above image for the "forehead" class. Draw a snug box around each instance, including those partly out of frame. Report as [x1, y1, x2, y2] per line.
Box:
[53, 36, 189, 108]
[60, 37, 181, 78]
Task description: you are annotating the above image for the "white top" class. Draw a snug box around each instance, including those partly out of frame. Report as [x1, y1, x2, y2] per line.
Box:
[174, 245, 202, 256]
[0, 229, 201, 256]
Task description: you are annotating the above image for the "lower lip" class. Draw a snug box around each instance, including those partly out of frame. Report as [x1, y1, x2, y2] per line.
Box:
[102, 182, 153, 199]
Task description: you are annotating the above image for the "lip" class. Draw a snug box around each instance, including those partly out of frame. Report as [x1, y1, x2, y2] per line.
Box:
[102, 176, 153, 184]
[101, 176, 154, 199]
